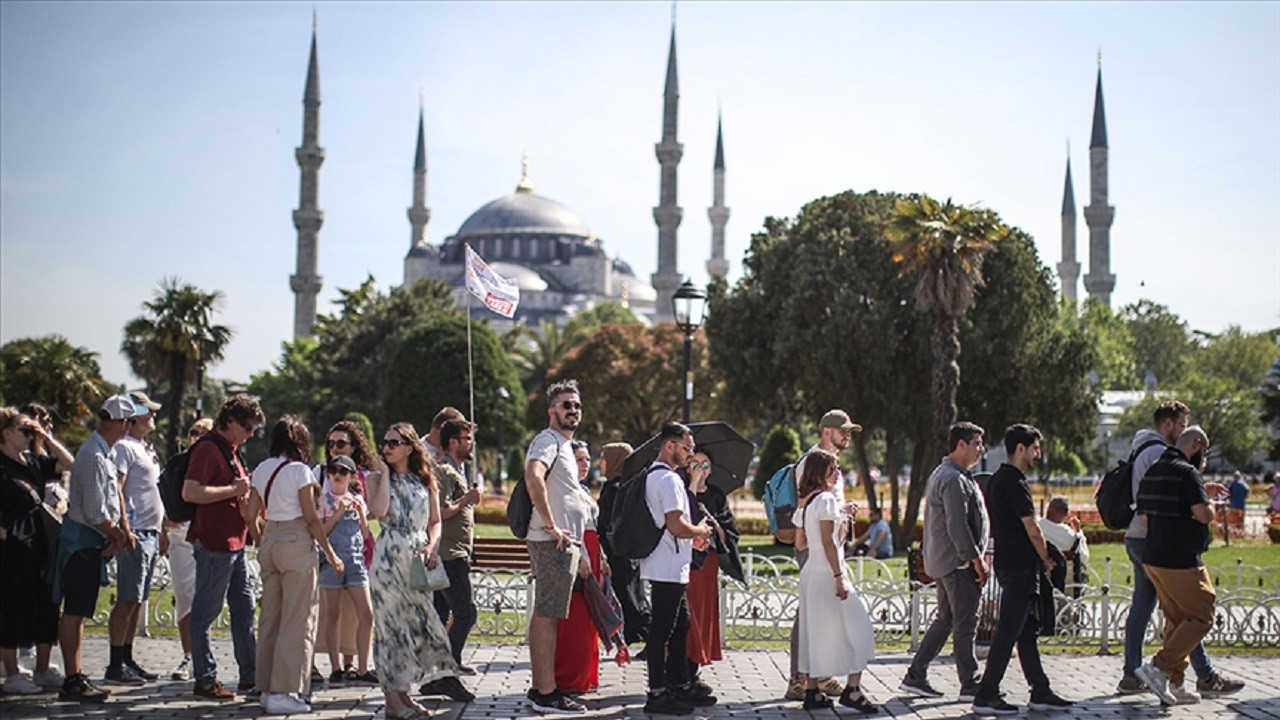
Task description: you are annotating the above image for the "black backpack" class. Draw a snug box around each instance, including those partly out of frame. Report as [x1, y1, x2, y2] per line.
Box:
[159, 434, 240, 524]
[1095, 439, 1164, 531]
[606, 466, 668, 560]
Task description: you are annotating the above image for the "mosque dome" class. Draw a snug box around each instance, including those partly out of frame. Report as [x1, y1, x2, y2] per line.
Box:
[455, 186, 591, 240]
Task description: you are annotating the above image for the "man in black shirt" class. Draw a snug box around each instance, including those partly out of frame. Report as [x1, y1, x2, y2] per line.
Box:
[1133, 426, 1227, 706]
[972, 424, 1071, 715]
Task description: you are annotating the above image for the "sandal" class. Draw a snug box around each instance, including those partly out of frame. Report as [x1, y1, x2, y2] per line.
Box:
[839, 686, 880, 714]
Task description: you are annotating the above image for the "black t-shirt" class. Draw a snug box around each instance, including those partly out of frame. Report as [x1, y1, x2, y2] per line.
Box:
[0, 451, 59, 528]
[1137, 448, 1210, 569]
[986, 463, 1039, 571]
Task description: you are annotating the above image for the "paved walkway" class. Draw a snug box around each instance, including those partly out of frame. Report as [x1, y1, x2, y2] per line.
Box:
[2, 636, 1277, 719]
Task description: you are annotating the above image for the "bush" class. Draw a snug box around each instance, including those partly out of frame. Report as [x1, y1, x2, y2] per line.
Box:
[475, 504, 509, 526]
[753, 425, 802, 500]
[1268, 524, 1280, 544]
[1081, 523, 1125, 544]
[737, 516, 772, 536]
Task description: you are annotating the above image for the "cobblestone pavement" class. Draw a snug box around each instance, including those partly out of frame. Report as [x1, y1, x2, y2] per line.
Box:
[2, 636, 1277, 719]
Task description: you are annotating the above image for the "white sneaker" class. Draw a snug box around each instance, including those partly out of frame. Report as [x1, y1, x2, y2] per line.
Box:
[171, 655, 191, 681]
[3, 673, 43, 695]
[1136, 662, 1176, 705]
[1170, 683, 1200, 705]
[263, 692, 311, 715]
[33, 667, 65, 689]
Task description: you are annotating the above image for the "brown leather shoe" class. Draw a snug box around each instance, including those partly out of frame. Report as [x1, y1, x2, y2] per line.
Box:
[194, 681, 236, 700]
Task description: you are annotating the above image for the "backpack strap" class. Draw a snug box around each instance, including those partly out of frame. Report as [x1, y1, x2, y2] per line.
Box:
[1128, 438, 1166, 463]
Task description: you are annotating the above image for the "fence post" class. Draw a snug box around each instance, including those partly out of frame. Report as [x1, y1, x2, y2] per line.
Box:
[1098, 555, 1112, 655]
[1236, 558, 1243, 590]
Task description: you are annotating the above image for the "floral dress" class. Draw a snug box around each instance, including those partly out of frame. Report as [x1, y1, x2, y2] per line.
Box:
[371, 471, 457, 692]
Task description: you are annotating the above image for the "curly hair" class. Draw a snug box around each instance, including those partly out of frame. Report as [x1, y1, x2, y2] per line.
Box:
[214, 394, 265, 433]
[324, 420, 375, 469]
[267, 414, 311, 464]
[797, 449, 838, 500]
[385, 422, 436, 494]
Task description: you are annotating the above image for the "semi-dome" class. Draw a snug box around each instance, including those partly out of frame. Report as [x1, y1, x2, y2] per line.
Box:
[455, 186, 591, 239]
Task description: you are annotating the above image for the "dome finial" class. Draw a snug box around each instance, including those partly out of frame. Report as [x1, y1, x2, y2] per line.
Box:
[516, 150, 535, 194]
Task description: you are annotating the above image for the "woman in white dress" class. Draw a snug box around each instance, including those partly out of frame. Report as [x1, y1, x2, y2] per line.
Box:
[794, 449, 879, 713]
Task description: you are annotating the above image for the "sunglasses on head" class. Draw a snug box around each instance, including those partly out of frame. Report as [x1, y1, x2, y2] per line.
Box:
[381, 437, 410, 449]
[326, 438, 351, 449]
[559, 401, 582, 411]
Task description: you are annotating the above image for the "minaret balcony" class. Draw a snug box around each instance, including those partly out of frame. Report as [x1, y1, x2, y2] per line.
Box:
[652, 206, 684, 225]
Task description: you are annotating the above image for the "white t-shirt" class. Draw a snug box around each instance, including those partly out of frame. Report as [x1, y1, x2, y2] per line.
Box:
[639, 462, 693, 584]
[251, 457, 316, 521]
[114, 434, 164, 531]
[795, 444, 845, 501]
[524, 428, 590, 545]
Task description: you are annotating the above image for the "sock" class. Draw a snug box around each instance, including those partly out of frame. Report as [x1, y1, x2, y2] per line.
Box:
[109, 645, 124, 670]
[123, 644, 134, 666]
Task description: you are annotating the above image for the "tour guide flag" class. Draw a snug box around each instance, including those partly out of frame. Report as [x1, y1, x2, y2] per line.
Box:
[464, 244, 520, 318]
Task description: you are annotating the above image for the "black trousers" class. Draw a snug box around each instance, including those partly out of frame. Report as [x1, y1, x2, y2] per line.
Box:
[646, 580, 690, 692]
[977, 568, 1051, 699]
[611, 558, 651, 643]
[431, 557, 477, 665]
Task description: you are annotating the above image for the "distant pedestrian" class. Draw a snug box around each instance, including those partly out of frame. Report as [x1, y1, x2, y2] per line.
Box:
[685, 448, 742, 693]
[899, 422, 989, 701]
[596, 442, 649, 647]
[162, 417, 212, 683]
[851, 508, 893, 559]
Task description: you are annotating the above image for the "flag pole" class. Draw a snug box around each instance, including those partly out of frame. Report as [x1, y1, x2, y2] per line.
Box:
[464, 244, 477, 488]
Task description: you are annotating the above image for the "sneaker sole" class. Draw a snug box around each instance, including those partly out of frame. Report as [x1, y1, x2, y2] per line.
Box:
[101, 679, 146, 687]
[898, 683, 944, 699]
[972, 704, 1019, 715]
[1028, 702, 1072, 711]
[59, 692, 109, 704]
[1198, 689, 1243, 698]
[528, 702, 587, 715]
[1135, 668, 1176, 706]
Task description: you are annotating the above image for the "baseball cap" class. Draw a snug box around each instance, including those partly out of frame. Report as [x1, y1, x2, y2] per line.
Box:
[819, 409, 863, 433]
[327, 455, 358, 473]
[129, 391, 161, 413]
[101, 394, 143, 421]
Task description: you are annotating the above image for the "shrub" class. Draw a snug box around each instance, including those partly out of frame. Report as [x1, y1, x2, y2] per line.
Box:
[753, 425, 802, 500]
[475, 505, 509, 526]
[1268, 524, 1280, 544]
[1081, 523, 1125, 544]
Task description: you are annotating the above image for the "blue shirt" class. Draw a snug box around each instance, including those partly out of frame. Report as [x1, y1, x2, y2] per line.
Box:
[866, 518, 893, 558]
[1229, 479, 1249, 510]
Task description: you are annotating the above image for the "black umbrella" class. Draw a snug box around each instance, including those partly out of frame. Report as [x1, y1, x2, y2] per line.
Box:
[621, 421, 756, 496]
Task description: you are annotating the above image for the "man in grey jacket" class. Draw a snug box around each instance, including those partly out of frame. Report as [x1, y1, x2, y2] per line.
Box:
[900, 422, 990, 701]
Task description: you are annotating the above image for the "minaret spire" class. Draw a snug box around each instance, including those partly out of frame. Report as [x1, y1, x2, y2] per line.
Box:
[651, 20, 683, 322]
[291, 23, 325, 339]
[1083, 63, 1116, 305]
[1057, 149, 1079, 303]
[707, 109, 729, 280]
[406, 98, 430, 252]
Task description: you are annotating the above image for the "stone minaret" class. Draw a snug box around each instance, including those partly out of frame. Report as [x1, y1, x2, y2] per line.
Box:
[651, 24, 683, 322]
[291, 25, 325, 339]
[706, 111, 729, 280]
[406, 104, 430, 253]
[1057, 152, 1080, 302]
[1083, 65, 1116, 305]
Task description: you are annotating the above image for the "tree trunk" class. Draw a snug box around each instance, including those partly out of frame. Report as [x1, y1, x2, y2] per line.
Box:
[885, 430, 901, 535]
[895, 435, 930, 550]
[932, 310, 961, 459]
[165, 356, 187, 460]
[852, 434, 876, 511]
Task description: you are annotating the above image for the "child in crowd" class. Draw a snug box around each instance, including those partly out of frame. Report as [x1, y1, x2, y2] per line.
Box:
[317, 455, 377, 686]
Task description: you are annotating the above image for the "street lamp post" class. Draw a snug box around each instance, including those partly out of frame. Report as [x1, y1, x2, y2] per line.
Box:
[671, 280, 707, 424]
[495, 385, 510, 495]
[193, 328, 214, 422]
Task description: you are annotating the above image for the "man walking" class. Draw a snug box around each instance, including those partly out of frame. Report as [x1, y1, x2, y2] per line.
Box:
[971, 424, 1071, 714]
[900, 421, 989, 701]
[103, 392, 164, 686]
[1118, 401, 1242, 700]
[54, 395, 138, 703]
[430, 418, 482, 679]
[523, 380, 589, 714]
[640, 422, 715, 716]
[182, 394, 264, 701]
[1134, 426, 1228, 706]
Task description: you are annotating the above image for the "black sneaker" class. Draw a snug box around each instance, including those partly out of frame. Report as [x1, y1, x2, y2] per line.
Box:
[1196, 673, 1245, 698]
[670, 683, 716, 706]
[899, 675, 943, 698]
[59, 673, 110, 703]
[1028, 691, 1073, 710]
[125, 660, 158, 682]
[420, 676, 476, 702]
[102, 664, 146, 686]
[328, 670, 346, 688]
[972, 694, 1019, 715]
[643, 691, 693, 716]
[351, 670, 380, 685]
[529, 689, 587, 714]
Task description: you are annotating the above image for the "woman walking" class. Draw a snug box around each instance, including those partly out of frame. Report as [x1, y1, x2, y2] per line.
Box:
[685, 449, 743, 690]
[367, 423, 462, 719]
[245, 415, 345, 716]
[793, 450, 878, 713]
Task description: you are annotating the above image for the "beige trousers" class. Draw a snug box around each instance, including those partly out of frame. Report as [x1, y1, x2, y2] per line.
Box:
[256, 518, 319, 694]
[1144, 564, 1216, 685]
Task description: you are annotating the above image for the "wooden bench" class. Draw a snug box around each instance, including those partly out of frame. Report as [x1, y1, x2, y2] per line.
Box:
[472, 537, 531, 572]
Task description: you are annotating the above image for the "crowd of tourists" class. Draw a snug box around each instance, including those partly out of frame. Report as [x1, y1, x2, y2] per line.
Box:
[0, 386, 1248, 716]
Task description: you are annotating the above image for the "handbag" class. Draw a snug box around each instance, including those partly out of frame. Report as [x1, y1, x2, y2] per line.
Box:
[410, 556, 451, 592]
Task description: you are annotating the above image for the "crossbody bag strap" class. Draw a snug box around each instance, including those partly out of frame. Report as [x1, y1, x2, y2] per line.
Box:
[263, 459, 294, 510]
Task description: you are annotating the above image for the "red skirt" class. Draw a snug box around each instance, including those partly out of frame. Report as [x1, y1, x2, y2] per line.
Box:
[555, 530, 602, 693]
[686, 550, 722, 665]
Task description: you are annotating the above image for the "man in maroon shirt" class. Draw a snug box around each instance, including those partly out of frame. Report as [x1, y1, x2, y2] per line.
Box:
[182, 395, 264, 701]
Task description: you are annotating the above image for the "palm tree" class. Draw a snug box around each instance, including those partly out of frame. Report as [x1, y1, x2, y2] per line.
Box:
[503, 320, 587, 396]
[887, 195, 1007, 458]
[121, 278, 233, 457]
[0, 334, 111, 429]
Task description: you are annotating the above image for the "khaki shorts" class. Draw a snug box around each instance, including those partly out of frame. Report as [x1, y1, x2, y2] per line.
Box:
[527, 540, 579, 620]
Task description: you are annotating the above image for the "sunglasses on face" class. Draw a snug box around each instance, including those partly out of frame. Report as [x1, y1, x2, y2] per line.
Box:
[326, 438, 351, 449]
[19, 427, 36, 438]
[381, 437, 410, 449]
[559, 401, 582, 411]
[327, 466, 354, 476]
[690, 461, 711, 471]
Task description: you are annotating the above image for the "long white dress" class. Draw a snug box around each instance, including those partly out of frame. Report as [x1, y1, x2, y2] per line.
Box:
[795, 491, 876, 678]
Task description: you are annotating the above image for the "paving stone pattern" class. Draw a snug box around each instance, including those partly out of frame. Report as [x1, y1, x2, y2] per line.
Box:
[2, 636, 1277, 719]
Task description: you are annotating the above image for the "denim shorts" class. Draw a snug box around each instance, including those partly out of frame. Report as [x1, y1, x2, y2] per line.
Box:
[318, 551, 368, 589]
[114, 529, 159, 603]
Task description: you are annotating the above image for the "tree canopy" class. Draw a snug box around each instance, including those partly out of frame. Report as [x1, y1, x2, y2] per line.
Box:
[0, 334, 112, 434]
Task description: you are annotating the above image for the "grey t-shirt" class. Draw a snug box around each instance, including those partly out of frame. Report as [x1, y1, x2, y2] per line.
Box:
[524, 428, 589, 546]
[114, 435, 163, 532]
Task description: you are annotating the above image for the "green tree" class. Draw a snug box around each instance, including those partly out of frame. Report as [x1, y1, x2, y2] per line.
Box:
[1187, 325, 1280, 390]
[382, 315, 525, 449]
[249, 337, 320, 423]
[564, 301, 641, 338]
[1259, 355, 1280, 459]
[121, 278, 233, 457]
[1121, 300, 1192, 386]
[505, 319, 588, 397]
[0, 334, 113, 431]
[754, 425, 802, 500]
[887, 195, 1008, 458]
[1078, 297, 1138, 390]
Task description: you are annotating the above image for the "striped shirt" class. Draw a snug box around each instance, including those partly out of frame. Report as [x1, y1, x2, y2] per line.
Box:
[1136, 447, 1209, 569]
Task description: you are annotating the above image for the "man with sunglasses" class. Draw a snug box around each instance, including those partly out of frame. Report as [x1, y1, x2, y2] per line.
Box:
[429, 418, 482, 684]
[523, 380, 590, 713]
[182, 394, 264, 702]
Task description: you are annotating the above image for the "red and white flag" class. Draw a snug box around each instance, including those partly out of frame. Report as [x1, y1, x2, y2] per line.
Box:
[463, 245, 520, 318]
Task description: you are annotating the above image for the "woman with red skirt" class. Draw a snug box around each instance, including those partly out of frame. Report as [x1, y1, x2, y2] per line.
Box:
[685, 449, 744, 689]
[554, 441, 610, 694]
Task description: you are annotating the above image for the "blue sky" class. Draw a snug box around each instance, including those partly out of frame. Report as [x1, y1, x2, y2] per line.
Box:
[2, 1, 1277, 386]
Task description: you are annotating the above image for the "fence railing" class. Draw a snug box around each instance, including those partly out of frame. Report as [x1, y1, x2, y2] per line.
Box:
[96, 551, 1280, 650]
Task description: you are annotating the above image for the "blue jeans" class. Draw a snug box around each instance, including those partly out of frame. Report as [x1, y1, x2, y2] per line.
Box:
[190, 541, 257, 688]
[1124, 537, 1213, 679]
